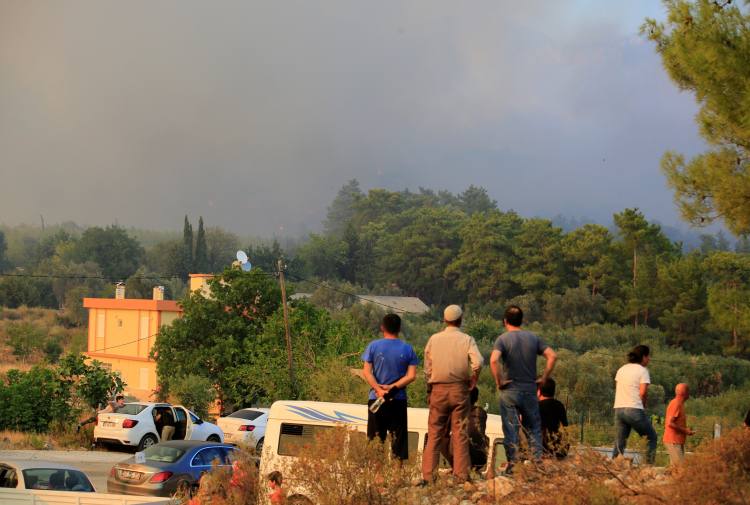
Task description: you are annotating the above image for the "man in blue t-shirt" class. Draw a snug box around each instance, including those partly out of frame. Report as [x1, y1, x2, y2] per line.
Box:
[490, 305, 558, 473]
[362, 313, 419, 463]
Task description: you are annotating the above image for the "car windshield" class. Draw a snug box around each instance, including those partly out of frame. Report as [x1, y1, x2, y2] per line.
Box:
[228, 410, 264, 421]
[22, 469, 94, 492]
[143, 445, 186, 463]
[113, 404, 146, 415]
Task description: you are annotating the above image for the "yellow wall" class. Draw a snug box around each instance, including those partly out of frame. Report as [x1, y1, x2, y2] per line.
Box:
[86, 306, 181, 400]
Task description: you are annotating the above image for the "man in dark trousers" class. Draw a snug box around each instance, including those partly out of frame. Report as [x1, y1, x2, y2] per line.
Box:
[490, 305, 558, 474]
[537, 379, 569, 459]
[362, 313, 419, 469]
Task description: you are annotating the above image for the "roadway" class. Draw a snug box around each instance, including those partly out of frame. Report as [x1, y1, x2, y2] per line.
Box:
[0, 449, 133, 492]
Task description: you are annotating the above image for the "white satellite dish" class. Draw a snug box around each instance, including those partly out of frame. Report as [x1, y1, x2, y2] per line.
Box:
[236, 250, 251, 271]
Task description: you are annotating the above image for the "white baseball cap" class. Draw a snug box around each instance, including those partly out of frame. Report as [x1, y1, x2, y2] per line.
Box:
[444, 305, 463, 322]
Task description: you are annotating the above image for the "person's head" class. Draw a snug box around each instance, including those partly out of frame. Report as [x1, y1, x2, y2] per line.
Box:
[627, 345, 651, 366]
[538, 378, 556, 399]
[444, 305, 463, 327]
[268, 471, 282, 489]
[504, 306, 523, 328]
[382, 313, 402, 337]
[470, 386, 479, 405]
[675, 383, 690, 401]
[115, 395, 124, 404]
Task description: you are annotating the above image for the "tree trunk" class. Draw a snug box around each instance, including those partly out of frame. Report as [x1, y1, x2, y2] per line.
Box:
[734, 302, 739, 347]
[633, 245, 639, 327]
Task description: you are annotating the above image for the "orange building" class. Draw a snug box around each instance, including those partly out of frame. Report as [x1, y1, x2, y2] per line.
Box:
[83, 275, 215, 400]
[84, 295, 182, 399]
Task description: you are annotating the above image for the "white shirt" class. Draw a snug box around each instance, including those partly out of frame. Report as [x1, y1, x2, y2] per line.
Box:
[614, 363, 650, 409]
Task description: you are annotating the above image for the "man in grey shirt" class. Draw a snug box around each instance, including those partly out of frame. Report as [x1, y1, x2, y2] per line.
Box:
[490, 305, 557, 473]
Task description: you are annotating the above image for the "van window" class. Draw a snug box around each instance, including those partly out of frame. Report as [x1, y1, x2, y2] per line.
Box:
[493, 439, 507, 470]
[278, 423, 332, 456]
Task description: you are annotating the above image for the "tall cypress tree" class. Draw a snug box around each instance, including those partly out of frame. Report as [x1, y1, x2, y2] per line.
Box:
[183, 215, 193, 273]
[194, 216, 208, 274]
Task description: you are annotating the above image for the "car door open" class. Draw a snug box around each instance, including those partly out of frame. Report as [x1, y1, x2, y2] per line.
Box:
[173, 407, 193, 441]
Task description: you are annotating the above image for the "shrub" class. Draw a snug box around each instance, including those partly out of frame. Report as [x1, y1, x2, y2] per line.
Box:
[168, 374, 217, 419]
[6, 322, 44, 361]
[663, 427, 750, 504]
[277, 423, 420, 505]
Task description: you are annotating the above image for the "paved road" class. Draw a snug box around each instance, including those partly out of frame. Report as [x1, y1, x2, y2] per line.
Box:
[0, 449, 133, 492]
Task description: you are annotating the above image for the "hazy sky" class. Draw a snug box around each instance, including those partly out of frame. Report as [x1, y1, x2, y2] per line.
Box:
[0, 1, 710, 236]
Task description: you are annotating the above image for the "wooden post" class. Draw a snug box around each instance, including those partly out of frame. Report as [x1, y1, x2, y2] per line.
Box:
[580, 411, 585, 444]
[278, 260, 295, 384]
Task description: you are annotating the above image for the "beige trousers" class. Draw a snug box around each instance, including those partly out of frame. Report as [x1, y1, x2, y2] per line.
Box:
[161, 426, 175, 441]
[664, 442, 684, 466]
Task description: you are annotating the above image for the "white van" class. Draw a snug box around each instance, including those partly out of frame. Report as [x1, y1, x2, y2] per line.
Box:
[259, 401, 507, 503]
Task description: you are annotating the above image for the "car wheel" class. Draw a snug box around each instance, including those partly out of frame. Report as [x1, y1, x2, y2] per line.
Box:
[207, 435, 221, 443]
[137, 434, 158, 451]
[174, 479, 194, 497]
[287, 495, 313, 505]
[256, 437, 265, 452]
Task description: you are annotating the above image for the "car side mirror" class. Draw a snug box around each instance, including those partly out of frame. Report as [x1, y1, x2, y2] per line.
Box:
[196, 419, 204, 425]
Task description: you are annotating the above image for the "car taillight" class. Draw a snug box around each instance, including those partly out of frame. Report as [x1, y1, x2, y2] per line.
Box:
[122, 419, 139, 429]
[110, 467, 115, 477]
[94, 416, 98, 426]
[149, 472, 173, 483]
[238, 425, 255, 431]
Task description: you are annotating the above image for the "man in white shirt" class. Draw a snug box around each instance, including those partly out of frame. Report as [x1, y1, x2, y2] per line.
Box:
[612, 345, 658, 463]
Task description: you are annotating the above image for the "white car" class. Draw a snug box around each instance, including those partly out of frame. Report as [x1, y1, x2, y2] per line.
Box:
[94, 402, 224, 451]
[0, 460, 96, 492]
[216, 408, 270, 450]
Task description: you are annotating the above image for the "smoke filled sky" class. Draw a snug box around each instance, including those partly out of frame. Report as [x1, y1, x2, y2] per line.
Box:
[1, 1, 710, 236]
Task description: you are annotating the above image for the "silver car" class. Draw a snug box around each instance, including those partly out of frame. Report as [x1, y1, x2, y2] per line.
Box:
[0, 460, 96, 492]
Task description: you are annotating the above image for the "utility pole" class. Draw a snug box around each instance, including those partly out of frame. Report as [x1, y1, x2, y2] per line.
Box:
[278, 260, 295, 384]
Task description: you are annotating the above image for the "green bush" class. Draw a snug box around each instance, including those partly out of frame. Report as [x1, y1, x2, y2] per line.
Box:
[168, 374, 217, 419]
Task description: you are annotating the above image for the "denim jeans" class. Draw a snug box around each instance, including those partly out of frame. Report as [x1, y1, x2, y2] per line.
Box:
[499, 390, 543, 473]
[612, 408, 658, 463]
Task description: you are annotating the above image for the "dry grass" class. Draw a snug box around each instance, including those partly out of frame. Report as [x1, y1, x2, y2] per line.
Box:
[0, 422, 96, 451]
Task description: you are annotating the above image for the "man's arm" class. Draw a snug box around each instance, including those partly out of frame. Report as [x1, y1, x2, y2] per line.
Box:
[424, 340, 433, 382]
[666, 414, 695, 436]
[490, 350, 513, 388]
[467, 338, 484, 390]
[363, 362, 387, 397]
[535, 347, 558, 386]
[389, 365, 417, 390]
[639, 383, 648, 409]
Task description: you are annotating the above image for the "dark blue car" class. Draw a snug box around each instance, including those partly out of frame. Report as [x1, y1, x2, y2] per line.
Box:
[107, 440, 254, 497]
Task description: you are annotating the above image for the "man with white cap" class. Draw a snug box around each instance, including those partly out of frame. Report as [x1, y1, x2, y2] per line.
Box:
[422, 305, 484, 483]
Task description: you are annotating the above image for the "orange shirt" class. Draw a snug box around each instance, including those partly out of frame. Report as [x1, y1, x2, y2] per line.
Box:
[664, 399, 686, 445]
[270, 488, 284, 503]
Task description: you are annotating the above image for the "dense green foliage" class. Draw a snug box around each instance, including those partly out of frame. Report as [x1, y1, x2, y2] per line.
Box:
[0, 352, 123, 431]
[642, 0, 750, 236]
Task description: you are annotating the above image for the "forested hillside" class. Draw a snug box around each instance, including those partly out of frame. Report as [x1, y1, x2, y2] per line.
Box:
[1, 180, 749, 358]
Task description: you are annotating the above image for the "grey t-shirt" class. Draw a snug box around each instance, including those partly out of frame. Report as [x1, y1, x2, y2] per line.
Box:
[493, 330, 549, 393]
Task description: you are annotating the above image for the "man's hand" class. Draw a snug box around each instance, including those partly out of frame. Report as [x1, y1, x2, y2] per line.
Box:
[467, 375, 477, 391]
[374, 386, 388, 398]
[535, 377, 546, 388]
[496, 379, 513, 389]
[687, 429, 696, 436]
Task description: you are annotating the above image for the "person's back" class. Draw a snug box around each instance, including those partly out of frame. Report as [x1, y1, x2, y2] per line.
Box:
[537, 378, 568, 458]
[494, 330, 547, 392]
[490, 305, 558, 474]
[611, 345, 658, 463]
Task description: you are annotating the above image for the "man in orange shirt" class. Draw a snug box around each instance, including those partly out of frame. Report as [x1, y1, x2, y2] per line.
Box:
[664, 383, 696, 466]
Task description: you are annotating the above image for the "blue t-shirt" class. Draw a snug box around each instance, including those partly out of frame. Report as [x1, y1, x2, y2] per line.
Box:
[361, 339, 419, 401]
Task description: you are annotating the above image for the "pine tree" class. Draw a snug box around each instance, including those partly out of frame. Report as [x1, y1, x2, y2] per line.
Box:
[194, 217, 208, 273]
[182, 215, 193, 273]
[642, 1, 750, 235]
